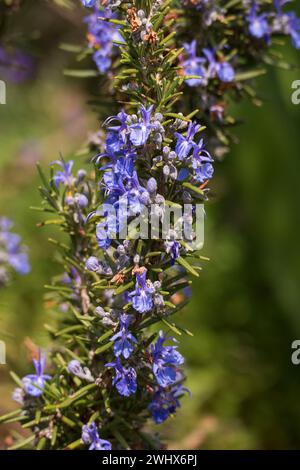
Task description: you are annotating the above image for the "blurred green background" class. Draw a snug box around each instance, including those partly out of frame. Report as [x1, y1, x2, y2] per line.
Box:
[1, 0, 300, 450]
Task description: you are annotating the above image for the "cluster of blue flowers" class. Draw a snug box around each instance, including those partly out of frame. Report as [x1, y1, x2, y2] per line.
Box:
[0, 217, 30, 286]
[83, 3, 122, 73]
[182, 41, 235, 87]
[182, 0, 300, 46]
[35, 97, 212, 446]
[247, 0, 300, 48]
[175, 0, 300, 156]
[182, 0, 300, 90]
[92, 105, 214, 255]
[103, 329, 186, 419]
[67, 101, 214, 439]
[183, 1, 300, 88]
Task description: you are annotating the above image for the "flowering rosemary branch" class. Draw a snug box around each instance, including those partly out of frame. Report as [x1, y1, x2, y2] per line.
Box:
[1, 0, 299, 451]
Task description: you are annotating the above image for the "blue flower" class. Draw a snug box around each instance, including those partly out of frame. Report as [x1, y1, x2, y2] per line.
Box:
[0, 47, 34, 84]
[177, 167, 190, 181]
[247, 4, 270, 39]
[96, 151, 150, 250]
[105, 357, 137, 397]
[96, 213, 118, 249]
[9, 252, 30, 275]
[111, 314, 138, 359]
[85, 7, 122, 73]
[193, 161, 214, 183]
[82, 422, 112, 450]
[0, 219, 30, 276]
[149, 385, 189, 424]
[202, 48, 235, 83]
[191, 137, 214, 182]
[217, 61, 235, 83]
[129, 268, 155, 313]
[273, 0, 300, 49]
[182, 40, 206, 87]
[85, 256, 102, 272]
[174, 121, 201, 159]
[52, 160, 75, 188]
[103, 105, 158, 150]
[93, 49, 112, 73]
[104, 110, 129, 152]
[106, 130, 124, 154]
[22, 352, 51, 397]
[67, 193, 88, 209]
[151, 331, 184, 388]
[165, 240, 180, 262]
[0, 217, 13, 231]
[129, 105, 155, 146]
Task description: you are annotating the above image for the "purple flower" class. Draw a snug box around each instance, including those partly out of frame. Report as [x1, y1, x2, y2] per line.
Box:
[165, 240, 180, 261]
[103, 105, 158, 150]
[97, 149, 149, 239]
[0, 218, 13, 231]
[191, 137, 214, 182]
[0, 219, 30, 276]
[0, 47, 34, 84]
[74, 193, 89, 208]
[111, 314, 138, 359]
[105, 357, 137, 397]
[202, 48, 235, 83]
[247, 4, 270, 39]
[147, 177, 157, 193]
[93, 49, 112, 73]
[217, 61, 235, 83]
[81, 422, 112, 450]
[150, 331, 184, 388]
[182, 40, 206, 87]
[22, 352, 51, 397]
[149, 385, 189, 424]
[96, 214, 117, 249]
[85, 256, 102, 272]
[174, 122, 201, 160]
[129, 105, 155, 146]
[85, 7, 122, 73]
[104, 110, 129, 152]
[273, 1, 300, 49]
[9, 252, 30, 275]
[129, 269, 155, 313]
[193, 162, 214, 183]
[52, 160, 75, 188]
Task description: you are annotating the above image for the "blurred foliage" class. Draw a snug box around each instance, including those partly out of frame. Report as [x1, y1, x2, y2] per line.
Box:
[0, 0, 300, 450]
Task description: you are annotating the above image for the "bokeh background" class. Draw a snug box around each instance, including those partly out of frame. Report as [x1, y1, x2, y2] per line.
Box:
[1, 0, 300, 450]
